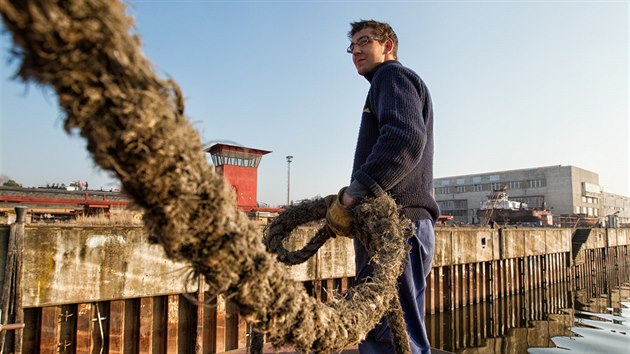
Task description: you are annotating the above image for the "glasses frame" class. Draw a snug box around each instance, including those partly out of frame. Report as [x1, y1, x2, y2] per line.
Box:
[346, 35, 377, 54]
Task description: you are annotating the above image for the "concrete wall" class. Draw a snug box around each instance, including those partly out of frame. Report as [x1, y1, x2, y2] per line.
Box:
[277, 226, 355, 282]
[433, 227, 572, 267]
[14, 224, 354, 308]
[21, 225, 192, 307]
[8, 224, 628, 308]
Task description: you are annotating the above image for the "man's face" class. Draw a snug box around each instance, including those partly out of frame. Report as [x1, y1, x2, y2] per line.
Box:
[350, 28, 389, 76]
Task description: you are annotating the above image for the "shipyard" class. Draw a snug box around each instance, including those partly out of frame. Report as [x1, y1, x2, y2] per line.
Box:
[1, 1, 628, 354]
[1, 145, 629, 353]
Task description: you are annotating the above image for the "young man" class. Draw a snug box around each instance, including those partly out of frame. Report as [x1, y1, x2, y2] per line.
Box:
[343, 20, 439, 354]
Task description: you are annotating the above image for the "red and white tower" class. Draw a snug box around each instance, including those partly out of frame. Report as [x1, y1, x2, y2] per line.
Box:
[205, 143, 271, 211]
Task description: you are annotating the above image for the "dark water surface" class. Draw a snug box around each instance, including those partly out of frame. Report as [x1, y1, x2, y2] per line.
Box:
[426, 267, 630, 353]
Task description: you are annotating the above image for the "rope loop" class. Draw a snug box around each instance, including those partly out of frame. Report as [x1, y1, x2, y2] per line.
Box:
[263, 197, 334, 265]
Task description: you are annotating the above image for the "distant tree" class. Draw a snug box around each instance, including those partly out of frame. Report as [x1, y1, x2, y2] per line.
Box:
[0, 174, 10, 185]
[2, 179, 22, 187]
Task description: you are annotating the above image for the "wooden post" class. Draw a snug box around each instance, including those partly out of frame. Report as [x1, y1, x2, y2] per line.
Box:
[196, 276, 205, 354]
[166, 295, 179, 352]
[139, 296, 166, 354]
[39, 306, 61, 354]
[0, 206, 26, 354]
[425, 268, 435, 314]
[109, 300, 126, 354]
[76, 303, 95, 353]
[215, 296, 226, 353]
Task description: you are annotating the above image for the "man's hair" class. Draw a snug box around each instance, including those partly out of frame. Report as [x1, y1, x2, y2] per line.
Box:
[348, 19, 398, 59]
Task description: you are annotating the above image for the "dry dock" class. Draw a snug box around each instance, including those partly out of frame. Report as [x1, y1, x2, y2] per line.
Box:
[1, 219, 627, 353]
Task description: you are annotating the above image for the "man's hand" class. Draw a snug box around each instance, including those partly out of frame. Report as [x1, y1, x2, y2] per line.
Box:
[324, 187, 353, 237]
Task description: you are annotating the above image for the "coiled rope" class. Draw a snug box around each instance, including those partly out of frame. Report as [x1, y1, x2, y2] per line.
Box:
[263, 197, 412, 353]
[0, 1, 411, 352]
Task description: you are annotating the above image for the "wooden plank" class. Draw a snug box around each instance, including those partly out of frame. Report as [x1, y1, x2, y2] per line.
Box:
[196, 282, 205, 354]
[464, 264, 470, 306]
[109, 300, 125, 354]
[216, 296, 226, 353]
[138, 298, 152, 354]
[39, 306, 61, 354]
[476, 262, 483, 303]
[325, 279, 334, 302]
[425, 268, 435, 314]
[453, 264, 460, 309]
[13, 220, 24, 354]
[75, 303, 94, 354]
[237, 308, 247, 350]
[341, 277, 348, 295]
[166, 295, 179, 353]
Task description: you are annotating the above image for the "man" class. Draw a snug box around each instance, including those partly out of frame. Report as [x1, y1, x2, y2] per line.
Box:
[334, 20, 440, 354]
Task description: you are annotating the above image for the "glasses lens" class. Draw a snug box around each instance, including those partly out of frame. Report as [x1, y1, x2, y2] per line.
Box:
[358, 36, 370, 46]
[347, 36, 375, 54]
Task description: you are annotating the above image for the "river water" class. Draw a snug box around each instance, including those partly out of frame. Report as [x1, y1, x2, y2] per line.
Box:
[425, 266, 630, 353]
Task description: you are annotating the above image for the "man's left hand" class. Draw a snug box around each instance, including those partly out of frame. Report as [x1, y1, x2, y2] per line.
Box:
[324, 187, 353, 237]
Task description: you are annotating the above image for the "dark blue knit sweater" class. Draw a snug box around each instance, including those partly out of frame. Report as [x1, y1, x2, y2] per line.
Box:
[347, 60, 440, 222]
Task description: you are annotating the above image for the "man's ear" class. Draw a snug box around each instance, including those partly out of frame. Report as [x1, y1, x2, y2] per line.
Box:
[383, 38, 394, 56]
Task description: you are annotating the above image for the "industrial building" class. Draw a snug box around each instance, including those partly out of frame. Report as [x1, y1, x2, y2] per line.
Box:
[434, 165, 630, 226]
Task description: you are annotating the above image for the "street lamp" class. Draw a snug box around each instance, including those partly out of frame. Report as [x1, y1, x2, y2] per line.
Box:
[286, 156, 293, 206]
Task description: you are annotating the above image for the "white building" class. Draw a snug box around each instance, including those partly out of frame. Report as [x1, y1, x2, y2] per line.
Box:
[434, 165, 629, 226]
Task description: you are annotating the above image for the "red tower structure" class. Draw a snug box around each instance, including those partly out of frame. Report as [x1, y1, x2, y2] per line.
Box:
[205, 143, 271, 211]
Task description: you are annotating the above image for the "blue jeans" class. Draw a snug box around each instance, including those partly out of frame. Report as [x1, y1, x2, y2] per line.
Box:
[354, 219, 435, 354]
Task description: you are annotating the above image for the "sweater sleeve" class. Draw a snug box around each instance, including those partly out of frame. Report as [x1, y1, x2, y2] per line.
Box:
[352, 65, 428, 197]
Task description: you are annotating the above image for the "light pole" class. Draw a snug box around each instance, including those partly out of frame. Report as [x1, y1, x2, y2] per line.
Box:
[286, 155, 293, 206]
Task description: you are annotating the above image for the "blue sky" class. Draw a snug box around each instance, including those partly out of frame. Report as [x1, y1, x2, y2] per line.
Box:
[1, 1, 628, 206]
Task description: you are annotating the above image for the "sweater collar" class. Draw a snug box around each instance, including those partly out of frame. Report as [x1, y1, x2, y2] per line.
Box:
[364, 60, 399, 83]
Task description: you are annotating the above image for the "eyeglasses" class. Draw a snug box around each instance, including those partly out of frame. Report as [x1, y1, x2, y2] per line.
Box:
[346, 35, 377, 54]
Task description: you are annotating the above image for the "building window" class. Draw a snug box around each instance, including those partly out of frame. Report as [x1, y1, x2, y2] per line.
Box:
[527, 179, 545, 188]
[489, 175, 500, 182]
[455, 185, 466, 193]
[472, 176, 481, 183]
[509, 181, 522, 190]
[435, 187, 449, 194]
[438, 200, 454, 210]
[436, 179, 450, 187]
[473, 184, 483, 192]
[456, 178, 466, 185]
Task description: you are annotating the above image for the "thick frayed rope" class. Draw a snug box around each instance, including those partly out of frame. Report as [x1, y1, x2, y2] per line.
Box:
[0, 1, 412, 352]
[263, 198, 412, 353]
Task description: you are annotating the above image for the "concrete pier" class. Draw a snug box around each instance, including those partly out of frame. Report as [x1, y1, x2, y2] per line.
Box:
[1, 224, 627, 353]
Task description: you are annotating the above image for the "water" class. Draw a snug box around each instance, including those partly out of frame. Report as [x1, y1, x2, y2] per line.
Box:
[426, 268, 630, 353]
[528, 290, 629, 353]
